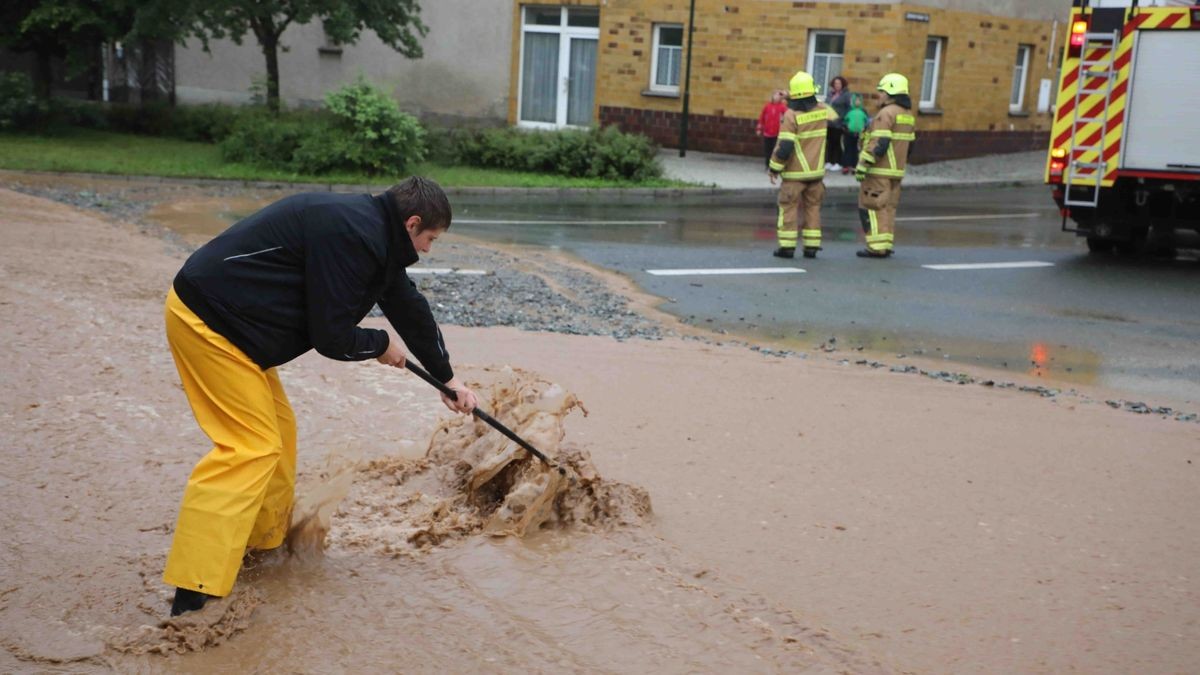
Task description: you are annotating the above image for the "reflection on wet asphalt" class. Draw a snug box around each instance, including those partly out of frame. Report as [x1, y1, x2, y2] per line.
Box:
[450, 187, 1199, 405]
[146, 185, 1200, 405]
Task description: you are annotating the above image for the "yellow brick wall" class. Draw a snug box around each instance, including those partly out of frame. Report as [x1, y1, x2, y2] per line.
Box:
[509, 0, 1064, 134]
[893, 4, 1064, 133]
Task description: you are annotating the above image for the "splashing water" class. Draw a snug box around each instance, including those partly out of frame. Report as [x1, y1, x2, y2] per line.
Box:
[327, 366, 651, 555]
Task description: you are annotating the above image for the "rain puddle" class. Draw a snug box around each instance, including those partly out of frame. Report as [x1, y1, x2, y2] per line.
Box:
[144, 197, 270, 246]
[739, 324, 1105, 388]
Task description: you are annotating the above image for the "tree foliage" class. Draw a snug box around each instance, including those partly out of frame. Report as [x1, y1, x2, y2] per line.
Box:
[184, 0, 428, 112]
[1, 1, 427, 110]
[0, 0, 191, 98]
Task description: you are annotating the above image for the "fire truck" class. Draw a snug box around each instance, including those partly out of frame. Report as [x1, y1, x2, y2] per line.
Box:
[1046, 0, 1200, 254]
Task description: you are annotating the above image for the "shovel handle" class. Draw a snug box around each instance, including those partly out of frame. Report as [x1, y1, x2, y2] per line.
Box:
[403, 360, 563, 474]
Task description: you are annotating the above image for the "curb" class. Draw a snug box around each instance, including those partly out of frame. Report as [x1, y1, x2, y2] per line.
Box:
[0, 168, 1047, 206]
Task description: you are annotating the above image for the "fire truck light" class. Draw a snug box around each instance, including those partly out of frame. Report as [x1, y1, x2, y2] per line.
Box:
[1070, 20, 1088, 47]
[1051, 147, 1067, 159]
[1191, 7, 1200, 26]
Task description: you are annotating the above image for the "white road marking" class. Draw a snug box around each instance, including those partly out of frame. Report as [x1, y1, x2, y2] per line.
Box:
[896, 212, 1040, 222]
[456, 218, 667, 226]
[646, 267, 806, 276]
[922, 261, 1056, 271]
[407, 268, 489, 275]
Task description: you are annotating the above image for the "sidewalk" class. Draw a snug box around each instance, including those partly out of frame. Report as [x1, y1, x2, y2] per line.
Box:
[658, 148, 1047, 191]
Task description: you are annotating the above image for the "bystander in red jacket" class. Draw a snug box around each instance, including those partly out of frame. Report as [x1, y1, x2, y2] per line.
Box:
[756, 90, 789, 168]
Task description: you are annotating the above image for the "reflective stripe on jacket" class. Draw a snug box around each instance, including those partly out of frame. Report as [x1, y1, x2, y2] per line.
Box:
[859, 104, 916, 179]
[769, 104, 838, 181]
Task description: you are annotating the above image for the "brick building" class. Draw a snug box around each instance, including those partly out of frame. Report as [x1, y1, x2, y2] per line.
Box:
[507, 1, 1067, 162]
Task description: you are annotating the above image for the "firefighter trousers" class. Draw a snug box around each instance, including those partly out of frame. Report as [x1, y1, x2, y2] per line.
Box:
[777, 179, 826, 250]
[162, 287, 297, 598]
[858, 175, 902, 253]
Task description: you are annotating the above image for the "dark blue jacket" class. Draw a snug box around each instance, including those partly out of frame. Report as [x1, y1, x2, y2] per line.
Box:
[173, 191, 453, 382]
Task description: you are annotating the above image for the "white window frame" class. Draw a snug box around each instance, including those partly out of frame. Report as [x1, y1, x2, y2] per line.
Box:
[806, 30, 845, 99]
[649, 23, 683, 94]
[516, 6, 601, 129]
[920, 37, 944, 110]
[1010, 44, 1032, 113]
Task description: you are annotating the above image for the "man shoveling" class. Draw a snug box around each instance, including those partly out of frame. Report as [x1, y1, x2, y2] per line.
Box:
[162, 177, 477, 616]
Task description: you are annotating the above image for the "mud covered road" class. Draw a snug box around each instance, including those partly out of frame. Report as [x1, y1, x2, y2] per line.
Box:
[1, 184, 1198, 673]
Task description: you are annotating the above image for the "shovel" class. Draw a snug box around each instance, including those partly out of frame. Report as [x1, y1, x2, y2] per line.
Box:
[404, 360, 566, 476]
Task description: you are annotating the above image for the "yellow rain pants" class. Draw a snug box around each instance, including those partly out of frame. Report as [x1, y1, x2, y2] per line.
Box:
[162, 287, 297, 597]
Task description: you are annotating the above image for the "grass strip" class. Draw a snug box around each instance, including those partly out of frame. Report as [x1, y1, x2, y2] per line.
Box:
[0, 129, 691, 189]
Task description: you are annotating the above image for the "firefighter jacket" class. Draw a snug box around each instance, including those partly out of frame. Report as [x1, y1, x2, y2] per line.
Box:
[859, 102, 916, 179]
[769, 102, 839, 181]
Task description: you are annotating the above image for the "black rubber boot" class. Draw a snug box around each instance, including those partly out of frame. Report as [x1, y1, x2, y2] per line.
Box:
[773, 247, 795, 259]
[802, 247, 820, 259]
[856, 248, 893, 259]
[171, 587, 213, 616]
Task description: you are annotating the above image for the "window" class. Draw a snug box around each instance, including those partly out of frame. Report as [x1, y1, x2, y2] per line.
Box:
[807, 31, 845, 97]
[524, 6, 561, 26]
[518, 6, 599, 128]
[1010, 44, 1032, 112]
[567, 8, 599, 27]
[651, 24, 683, 93]
[920, 37, 944, 109]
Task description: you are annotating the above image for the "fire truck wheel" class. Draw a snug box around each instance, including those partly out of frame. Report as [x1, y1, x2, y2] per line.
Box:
[1085, 236, 1115, 254]
[1115, 229, 1148, 257]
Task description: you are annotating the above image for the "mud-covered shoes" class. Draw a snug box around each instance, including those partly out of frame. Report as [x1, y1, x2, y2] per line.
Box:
[170, 587, 213, 616]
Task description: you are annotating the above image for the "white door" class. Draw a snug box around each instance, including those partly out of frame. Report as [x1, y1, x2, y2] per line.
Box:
[518, 6, 599, 128]
[1121, 31, 1200, 172]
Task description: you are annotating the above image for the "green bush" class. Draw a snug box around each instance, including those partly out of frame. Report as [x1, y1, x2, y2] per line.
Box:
[298, 77, 426, 175]
[218, 79, 425, 176]
[218, 110, 323, 168]
[0, 72, 48, 131]
[103, 102, 177, 136]
[588, 126, 662, 181]
[32, 99, 242, 142]
[169, 104, 245, 143]
[48, 97, 109, 129]
[440, 126, 661, 181]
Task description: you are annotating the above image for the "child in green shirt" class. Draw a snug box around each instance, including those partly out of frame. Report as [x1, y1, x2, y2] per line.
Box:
[841, 93, 869, 174]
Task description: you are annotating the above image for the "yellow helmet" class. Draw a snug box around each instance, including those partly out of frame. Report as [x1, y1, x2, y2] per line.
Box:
[877, 73, 909, 96]
[788, 70, 817, 99]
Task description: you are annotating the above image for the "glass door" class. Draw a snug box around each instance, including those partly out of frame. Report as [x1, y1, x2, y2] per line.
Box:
[566, 37, 597, 126]
[518, 6, 599, 128]
[520, 32, 559, 124]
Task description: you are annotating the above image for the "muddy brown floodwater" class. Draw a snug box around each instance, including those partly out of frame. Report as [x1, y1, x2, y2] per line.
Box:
[2, 184, 1198, 674]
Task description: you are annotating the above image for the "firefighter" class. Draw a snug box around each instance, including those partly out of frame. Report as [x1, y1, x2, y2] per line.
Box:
[854, 73, 917, 258]
[768, 70, 840, 259]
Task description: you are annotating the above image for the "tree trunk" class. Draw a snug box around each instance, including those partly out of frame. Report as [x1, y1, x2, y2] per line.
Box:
[33, 47, 53, 99]
[261, 35, 280, 114]
[85, 43, 101, 101]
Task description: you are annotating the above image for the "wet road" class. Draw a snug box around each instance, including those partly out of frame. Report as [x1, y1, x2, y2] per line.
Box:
[451, 186, 1200, 405]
